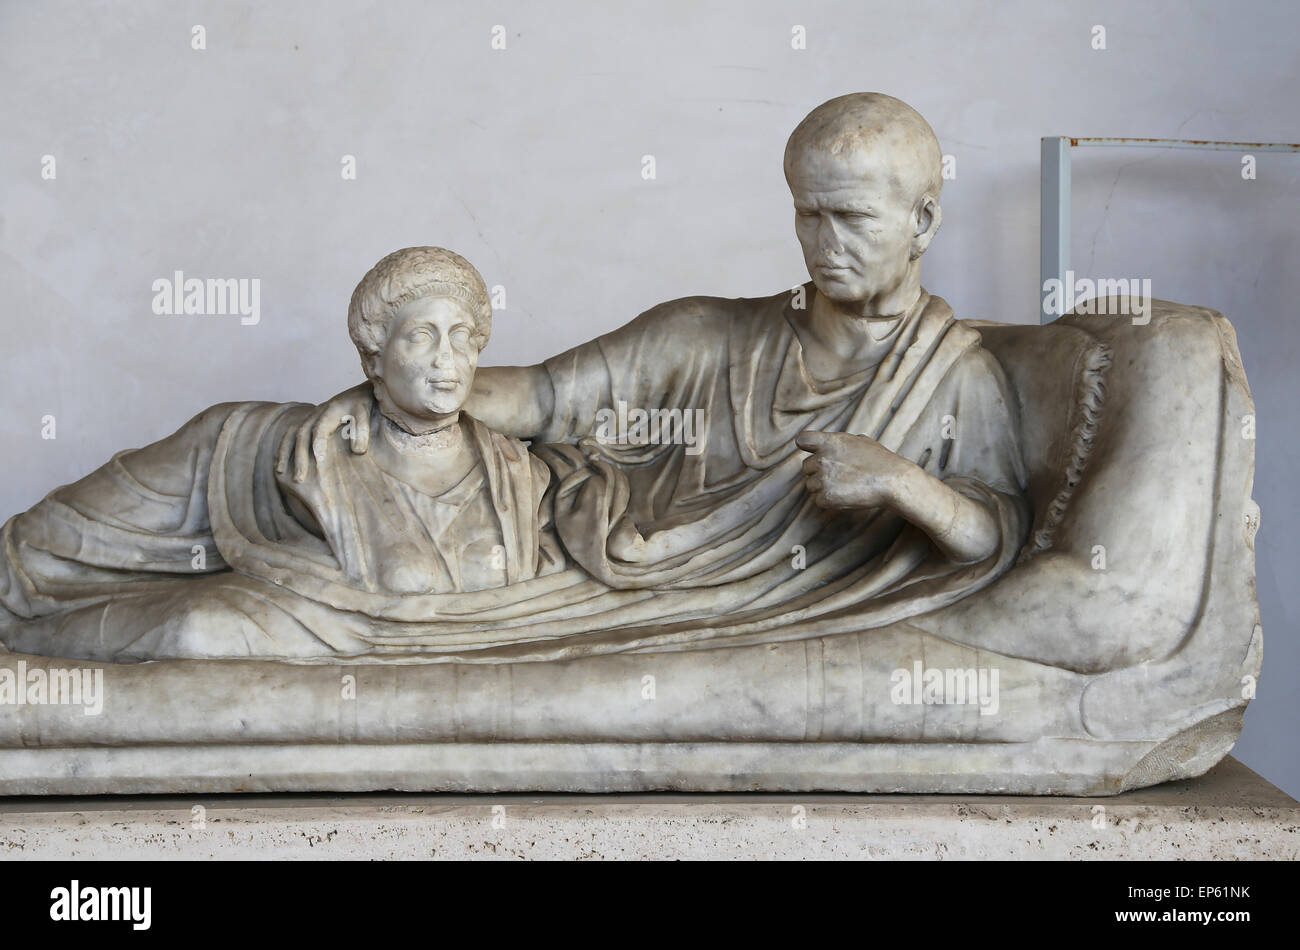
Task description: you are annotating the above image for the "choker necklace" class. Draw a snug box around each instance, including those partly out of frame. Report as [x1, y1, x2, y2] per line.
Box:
[381, 415, 461, 453]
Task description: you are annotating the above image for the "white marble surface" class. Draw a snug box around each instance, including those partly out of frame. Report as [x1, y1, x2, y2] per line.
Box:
[0, 757, 1291, 860]
[0, 94, 1264, 796]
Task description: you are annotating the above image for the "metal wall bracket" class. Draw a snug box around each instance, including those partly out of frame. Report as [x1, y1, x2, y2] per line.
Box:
[1038, 137, 1300, 323]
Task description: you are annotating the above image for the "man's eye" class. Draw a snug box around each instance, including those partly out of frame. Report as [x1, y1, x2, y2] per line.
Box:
[409, 328, 432, 342]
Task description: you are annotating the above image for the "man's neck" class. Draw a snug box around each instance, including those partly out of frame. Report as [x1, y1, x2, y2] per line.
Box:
[798, 285, 927, 381]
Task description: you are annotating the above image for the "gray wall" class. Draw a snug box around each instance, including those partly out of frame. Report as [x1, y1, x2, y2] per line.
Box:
[2, 0, 1296, 796]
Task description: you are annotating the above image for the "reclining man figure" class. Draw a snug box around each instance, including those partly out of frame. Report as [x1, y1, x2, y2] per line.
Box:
[1, 93, 1030, 662]
[288, 92, 1032, 658]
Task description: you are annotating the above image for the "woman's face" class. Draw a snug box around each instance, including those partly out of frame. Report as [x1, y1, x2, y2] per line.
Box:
[374, 295, 481, 420]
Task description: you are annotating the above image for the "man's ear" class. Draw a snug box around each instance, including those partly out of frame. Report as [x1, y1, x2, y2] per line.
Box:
[361, 351, 383, 384]
[910, 194, 942, 260]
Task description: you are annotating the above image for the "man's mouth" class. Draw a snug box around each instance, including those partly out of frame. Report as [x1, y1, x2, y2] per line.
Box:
[425, 377, 459, 390]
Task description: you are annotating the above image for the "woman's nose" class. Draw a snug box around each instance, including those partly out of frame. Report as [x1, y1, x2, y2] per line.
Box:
[434, 342, 455, 367]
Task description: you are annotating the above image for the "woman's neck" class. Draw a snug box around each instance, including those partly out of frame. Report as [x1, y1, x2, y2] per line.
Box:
[378, 412, 464, 455]
[369, 410, 478, 497]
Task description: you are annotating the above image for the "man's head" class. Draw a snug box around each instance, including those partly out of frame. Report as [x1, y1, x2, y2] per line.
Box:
[348, 247, 492, 424]
[784, 93, 943, 316]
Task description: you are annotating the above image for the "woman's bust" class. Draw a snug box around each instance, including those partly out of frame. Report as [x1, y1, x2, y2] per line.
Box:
[277, 247, 554, 595]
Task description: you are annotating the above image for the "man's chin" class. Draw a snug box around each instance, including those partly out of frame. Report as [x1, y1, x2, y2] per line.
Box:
[811, 276, 869, 303]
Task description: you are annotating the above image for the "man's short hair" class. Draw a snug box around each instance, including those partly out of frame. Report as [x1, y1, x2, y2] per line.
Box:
[348, 247, 493, 364]
[784, 92, 944, 203]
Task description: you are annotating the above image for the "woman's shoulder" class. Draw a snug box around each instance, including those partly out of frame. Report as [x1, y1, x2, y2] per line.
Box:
[461, 415, 553, 504]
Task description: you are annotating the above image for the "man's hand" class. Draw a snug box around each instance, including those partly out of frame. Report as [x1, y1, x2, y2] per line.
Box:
[796, 428, 1000, 564]
[276, 382, 373, 483]
[796, 430, 907, 510]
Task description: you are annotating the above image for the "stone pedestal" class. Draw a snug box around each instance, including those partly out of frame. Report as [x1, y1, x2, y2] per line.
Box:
[0, 756, 1292, 860]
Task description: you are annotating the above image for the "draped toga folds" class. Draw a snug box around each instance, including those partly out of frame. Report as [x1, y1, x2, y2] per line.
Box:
[0, 286, 1029, 662]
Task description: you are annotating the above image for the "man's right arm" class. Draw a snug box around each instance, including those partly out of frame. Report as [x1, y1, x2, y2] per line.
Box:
[464, 364, 554, 440]
[287, 294, 711, 478]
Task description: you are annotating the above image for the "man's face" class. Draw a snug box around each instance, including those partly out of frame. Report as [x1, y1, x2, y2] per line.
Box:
[376, 295, 480, 419]
[788, 147, 920, 309]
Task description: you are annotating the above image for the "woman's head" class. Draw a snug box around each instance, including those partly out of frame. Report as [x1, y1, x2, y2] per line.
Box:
[348, 247, 492, 424]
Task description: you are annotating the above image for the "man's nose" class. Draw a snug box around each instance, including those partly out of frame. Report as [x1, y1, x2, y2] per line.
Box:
[433, 337, 455, 367]
[818, 216, 844, 255]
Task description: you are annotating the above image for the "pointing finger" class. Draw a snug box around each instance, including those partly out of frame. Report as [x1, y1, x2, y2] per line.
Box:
[795, 429, 827, 452]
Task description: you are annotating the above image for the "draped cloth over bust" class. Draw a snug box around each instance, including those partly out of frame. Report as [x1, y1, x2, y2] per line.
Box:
[0, 288, 1029, 662]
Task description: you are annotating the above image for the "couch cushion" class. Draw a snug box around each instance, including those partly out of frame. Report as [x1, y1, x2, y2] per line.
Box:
[918, 300, 1233, 673]
[973, 320, 1111, 555]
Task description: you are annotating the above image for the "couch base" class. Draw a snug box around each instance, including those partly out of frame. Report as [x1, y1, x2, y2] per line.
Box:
[0, 710, 1242, 797]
